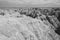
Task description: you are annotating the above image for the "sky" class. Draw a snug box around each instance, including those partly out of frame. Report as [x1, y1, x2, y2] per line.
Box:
[0, 0, 60, 7]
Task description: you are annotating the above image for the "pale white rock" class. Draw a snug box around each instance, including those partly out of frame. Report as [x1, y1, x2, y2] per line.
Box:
[0, 9, 59, 40]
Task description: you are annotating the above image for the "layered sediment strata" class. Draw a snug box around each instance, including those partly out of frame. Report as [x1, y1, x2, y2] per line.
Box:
[0, 8, 60, 40]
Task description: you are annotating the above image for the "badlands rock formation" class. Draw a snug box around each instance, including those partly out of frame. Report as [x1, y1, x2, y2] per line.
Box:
[0, 8, 60, 40]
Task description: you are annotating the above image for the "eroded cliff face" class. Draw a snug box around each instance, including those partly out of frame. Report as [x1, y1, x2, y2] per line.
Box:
[0, 8, 60, 40]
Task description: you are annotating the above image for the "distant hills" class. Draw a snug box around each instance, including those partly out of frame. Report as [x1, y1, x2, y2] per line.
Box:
[0, 0, 60, 7]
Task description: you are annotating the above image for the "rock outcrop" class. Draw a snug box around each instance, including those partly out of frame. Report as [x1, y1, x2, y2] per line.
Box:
[0, 8, 60, 40]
